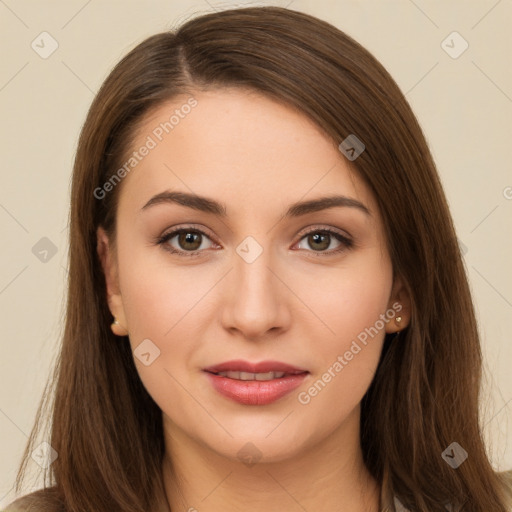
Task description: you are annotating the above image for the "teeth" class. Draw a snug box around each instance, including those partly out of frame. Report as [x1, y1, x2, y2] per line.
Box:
[216, 371, 286, 380]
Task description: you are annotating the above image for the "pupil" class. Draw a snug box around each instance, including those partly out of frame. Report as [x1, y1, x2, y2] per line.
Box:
[310, 233, 329, 250]
[180, 232, 200, 250]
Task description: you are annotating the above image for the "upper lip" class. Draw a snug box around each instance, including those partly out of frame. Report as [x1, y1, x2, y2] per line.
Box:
[203, 360, 309, 375]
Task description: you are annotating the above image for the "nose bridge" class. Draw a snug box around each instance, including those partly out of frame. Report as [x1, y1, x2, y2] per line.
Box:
[222, 235, 286, 337]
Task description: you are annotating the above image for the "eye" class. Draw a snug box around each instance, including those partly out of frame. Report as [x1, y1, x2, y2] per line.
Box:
[295, 227, 353, 255]
[156, 225, 217, 257]
[155, 225, 353, 257]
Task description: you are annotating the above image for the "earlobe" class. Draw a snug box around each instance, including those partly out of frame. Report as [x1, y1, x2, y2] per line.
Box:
[96, 226, 129, 336]
[111, 316, 128, 337]
[385, 273, 411, 334]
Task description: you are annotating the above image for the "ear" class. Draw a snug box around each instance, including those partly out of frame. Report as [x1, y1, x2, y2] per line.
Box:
[385, 272, 411, 334]
[96, 226, 128, 336]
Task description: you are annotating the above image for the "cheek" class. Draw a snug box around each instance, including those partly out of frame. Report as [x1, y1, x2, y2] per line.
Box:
[294, 253, 392, 403]
[116, 243, 219, 397]
[118, 238, 214, 340]
[299, 252, 393, 345]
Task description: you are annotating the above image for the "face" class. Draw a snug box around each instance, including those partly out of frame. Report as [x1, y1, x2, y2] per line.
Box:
[97, 88, 410, 464]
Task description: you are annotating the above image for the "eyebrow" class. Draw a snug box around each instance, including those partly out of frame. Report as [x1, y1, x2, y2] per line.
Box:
[140, 190, 371, 218]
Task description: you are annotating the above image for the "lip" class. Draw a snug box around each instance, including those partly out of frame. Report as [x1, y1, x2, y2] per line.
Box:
[204, 371, 309, 405]
[202, 359, 308, 374]
[202, 360, 310, 406]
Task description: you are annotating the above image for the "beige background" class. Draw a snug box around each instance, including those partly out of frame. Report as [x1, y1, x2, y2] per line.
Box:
[1, 0, 511, 505]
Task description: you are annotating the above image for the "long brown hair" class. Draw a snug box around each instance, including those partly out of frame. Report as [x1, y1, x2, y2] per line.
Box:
[9, 6, 512, 512]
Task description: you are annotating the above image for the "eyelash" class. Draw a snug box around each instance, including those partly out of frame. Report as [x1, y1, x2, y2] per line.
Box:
[155, 224, 354, 258]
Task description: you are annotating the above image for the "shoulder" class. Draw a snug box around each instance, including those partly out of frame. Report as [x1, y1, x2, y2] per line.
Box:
[3, 494, 39, 512]
[3, 488, 63, 512]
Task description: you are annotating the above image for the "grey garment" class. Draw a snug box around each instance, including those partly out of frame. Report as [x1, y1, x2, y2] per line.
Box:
[393, 495, 455, 511]
[393, 495, 410, 511]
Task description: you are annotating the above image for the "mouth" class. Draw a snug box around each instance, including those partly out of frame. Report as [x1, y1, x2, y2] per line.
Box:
[202, 360, 310, 405]
[205, 370, 307, 381]
[202, 359, 309, 376]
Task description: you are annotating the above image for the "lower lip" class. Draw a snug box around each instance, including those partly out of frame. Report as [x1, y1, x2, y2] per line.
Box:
[204, 371, 309, 405]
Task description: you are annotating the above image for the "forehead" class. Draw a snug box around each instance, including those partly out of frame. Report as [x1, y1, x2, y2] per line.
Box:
[117, 88, 378, 219]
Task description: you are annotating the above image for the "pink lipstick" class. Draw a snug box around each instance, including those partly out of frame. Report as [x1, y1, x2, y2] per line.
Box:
[202, 360, 309, 405]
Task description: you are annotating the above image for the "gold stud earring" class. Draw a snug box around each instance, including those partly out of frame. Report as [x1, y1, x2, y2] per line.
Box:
[395, 316, 402, 327]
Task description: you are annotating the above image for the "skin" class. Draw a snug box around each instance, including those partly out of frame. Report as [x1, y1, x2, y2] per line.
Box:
[97, 88, 411, 512]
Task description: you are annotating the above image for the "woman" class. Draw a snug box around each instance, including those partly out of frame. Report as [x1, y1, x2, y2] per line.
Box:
[6, 6, 512, 512]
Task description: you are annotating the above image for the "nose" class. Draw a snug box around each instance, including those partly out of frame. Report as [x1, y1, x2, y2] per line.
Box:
[220, 245, 291, 341]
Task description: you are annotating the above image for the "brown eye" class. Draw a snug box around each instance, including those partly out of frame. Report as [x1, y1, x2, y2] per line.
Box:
[296, 228, 353, 255]
[306, 232, 330, 251]
[157, 227, 215, 256]
[177, 231, 203, 251]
